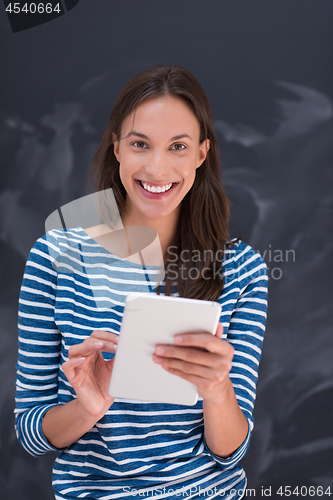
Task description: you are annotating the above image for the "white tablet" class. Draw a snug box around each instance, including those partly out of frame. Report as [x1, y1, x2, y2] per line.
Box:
[109, 293, 222, 406]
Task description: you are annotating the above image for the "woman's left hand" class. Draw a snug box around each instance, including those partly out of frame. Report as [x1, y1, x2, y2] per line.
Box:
[153, 323, 234, 404]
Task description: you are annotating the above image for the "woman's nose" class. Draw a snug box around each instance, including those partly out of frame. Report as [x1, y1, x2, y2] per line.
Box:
[144, 150, 170, 179]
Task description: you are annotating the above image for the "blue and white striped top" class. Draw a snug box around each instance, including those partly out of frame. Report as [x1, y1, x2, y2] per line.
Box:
[15, 227, 268, 500]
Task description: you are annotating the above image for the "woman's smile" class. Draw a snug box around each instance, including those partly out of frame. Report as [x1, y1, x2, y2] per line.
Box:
[135, 179, 180, 198]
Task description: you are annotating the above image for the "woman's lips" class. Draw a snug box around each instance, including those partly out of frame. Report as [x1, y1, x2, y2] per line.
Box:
[135, 179, 179, 199]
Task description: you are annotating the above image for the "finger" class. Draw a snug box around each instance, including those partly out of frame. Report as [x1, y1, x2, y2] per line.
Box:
[69, 340, 117, 360]
[154, 350, 232, 378]
[62, 356, 87, 383]
[161, 365, 225, 395]
[154, 344, 224, 368]
[173, 332, 233, 355]
[69, 334, 118, 359]
[90, 330, 119, 344]
[157, 355, 228, 381]
[89, 331, 119, 353]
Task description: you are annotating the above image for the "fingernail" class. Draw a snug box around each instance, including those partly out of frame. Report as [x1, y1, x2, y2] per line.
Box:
[174, 335, 183, 343]
[113, 344, 117, 351]
[153, 355, 162, 363]
[94, 341, 103, 348]
[155, 346, 164, 355]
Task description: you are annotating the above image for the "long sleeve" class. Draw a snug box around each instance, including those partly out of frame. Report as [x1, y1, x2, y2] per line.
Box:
[14, 231, 267, 498]
[15, 235, 62, 456]
[203, 243, 268, 468]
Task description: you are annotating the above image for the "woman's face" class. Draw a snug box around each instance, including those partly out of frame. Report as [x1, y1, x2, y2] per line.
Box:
[113, 96, 209, 226]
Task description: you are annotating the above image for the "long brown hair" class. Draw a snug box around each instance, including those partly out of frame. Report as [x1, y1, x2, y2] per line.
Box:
[91, 65, 231, 301]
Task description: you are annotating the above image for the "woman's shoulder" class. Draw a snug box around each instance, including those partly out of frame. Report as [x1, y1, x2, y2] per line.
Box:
[36, 226, 89, 247]
[224, 238, 267, 279]
[224, 237, 260, 258]
[27, 227, 88, 262]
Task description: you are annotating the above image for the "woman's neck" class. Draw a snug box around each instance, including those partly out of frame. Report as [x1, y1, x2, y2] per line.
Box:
[121, 210, 180, 261]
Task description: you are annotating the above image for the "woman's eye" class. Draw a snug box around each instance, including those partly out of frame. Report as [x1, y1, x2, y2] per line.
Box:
[171, 143, 186, 151]
[132, 141, 147, 149]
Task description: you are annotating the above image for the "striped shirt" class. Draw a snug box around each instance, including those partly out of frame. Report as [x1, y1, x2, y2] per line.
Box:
[15, 227, 268, 500]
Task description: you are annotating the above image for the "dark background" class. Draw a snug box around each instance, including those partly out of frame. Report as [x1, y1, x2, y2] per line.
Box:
[1, 1, 333, 498]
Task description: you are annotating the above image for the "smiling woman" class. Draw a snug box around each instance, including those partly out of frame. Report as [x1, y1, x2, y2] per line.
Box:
[14, 65, 268, 500]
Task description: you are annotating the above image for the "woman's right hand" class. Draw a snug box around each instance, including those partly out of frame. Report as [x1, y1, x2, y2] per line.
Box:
[62, 330, 118, 421]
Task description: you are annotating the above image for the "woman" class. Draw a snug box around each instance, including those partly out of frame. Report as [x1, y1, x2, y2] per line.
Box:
[15, 65, 268, 499]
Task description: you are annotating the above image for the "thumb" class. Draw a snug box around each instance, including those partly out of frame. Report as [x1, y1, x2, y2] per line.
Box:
[105, 356, 115, 375]
[215, 322, 223, 339]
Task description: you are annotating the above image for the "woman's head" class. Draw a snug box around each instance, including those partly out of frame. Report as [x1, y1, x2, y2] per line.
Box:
[93, 65, 220, 210]
[113, 95, 209, 225]
[92, 65, 230, 300]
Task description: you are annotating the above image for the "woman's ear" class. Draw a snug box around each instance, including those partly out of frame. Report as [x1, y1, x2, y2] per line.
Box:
[197, 139, 210, 169]
[112, 133, 120, 161]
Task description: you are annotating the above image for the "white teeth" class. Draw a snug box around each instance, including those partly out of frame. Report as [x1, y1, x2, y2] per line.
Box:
[141, 182, 173, 193]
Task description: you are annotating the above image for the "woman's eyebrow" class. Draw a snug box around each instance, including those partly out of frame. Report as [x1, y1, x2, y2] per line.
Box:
[172, 134, 193, 141]
[125, 131, 193, 141]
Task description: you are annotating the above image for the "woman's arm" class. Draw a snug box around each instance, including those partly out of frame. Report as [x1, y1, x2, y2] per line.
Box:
[202, 374, 249, 458]
[15, 234, 62, 456]
[15, 233, 118, 453]
[153, 325, 247, 457]
[42, 330, 118, 449]
[153, 254, 268, 459]
[41, 399, 102, 450]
